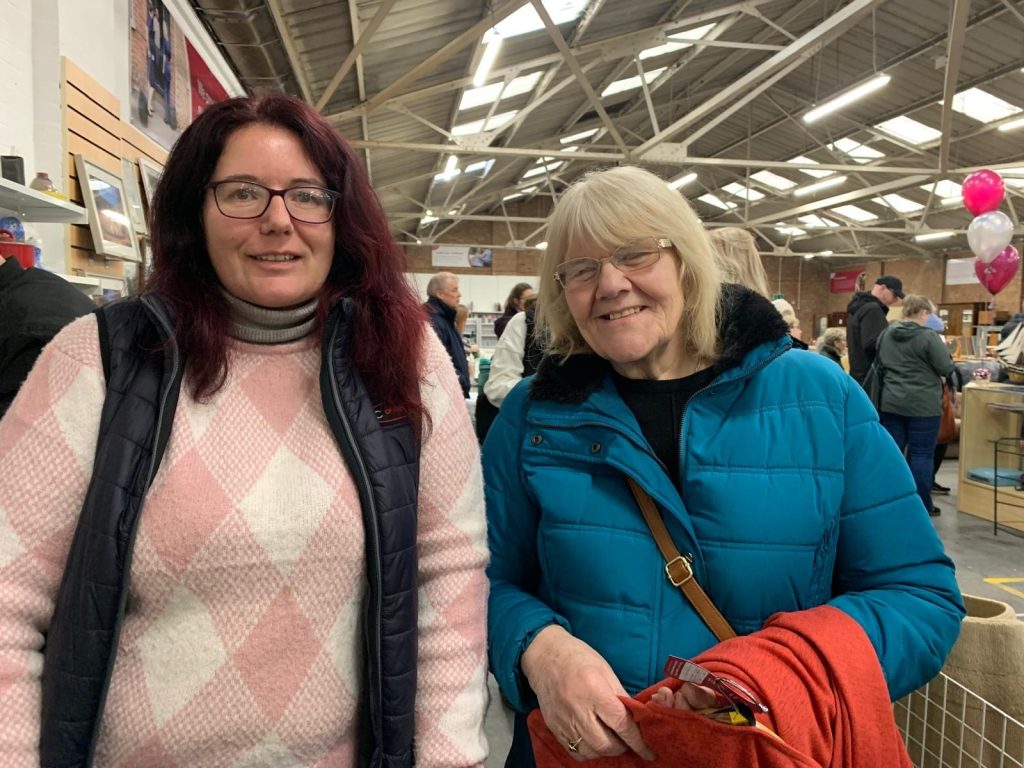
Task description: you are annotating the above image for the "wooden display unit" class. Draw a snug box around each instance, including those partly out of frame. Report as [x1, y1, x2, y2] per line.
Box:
[957, 382, 1024, 535]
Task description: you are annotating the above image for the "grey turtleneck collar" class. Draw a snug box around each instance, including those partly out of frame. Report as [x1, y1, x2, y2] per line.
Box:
[223, 291, 318, 344]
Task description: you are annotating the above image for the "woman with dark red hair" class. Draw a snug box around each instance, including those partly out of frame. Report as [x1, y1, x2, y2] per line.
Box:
[0, 94, 488, 767]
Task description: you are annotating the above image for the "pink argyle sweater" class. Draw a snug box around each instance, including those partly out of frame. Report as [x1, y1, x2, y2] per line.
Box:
[0, 314, 489, 767]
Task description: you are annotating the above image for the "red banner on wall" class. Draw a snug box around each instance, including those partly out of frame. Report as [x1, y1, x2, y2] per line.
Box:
[186, 40, 229, 121]
[829, 268, 865, 293]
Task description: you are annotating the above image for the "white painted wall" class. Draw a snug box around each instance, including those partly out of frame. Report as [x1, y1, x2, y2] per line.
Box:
[0, 0, 36, 174]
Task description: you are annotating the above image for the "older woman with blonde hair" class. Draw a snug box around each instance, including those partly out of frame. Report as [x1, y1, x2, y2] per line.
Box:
[707, 226, 770, 297]
[817, 327, 847, 366]
[482, 165, 962, 767]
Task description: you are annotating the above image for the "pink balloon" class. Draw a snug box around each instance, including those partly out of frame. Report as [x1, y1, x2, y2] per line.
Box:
[962, 169, 1006, 216]
[974, 245, 1020, 295]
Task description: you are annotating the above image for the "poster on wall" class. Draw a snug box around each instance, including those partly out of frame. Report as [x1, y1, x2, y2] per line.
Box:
[430, 245, 493, 269]
[829, 268, 865, 293]
[129, 0, 229, 149]
[945, 256, 977, 285]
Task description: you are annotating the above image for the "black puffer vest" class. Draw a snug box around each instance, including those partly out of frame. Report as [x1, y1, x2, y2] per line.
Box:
[39, 296, 421, 768]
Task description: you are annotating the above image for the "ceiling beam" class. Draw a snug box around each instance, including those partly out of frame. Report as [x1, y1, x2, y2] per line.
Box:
[937, 0, 972, 173]
[316, 0, 397, 111]
[265, 0, 314, 103]
[634, 0, 885, 158]
[745, 175, 933, 226]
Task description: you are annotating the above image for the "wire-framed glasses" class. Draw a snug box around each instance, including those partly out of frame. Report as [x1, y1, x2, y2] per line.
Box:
[554, 236, 672, 289]
[207, 180, 338, 224]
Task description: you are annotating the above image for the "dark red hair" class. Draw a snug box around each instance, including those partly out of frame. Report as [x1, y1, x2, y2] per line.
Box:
[146, 93, 427, 428]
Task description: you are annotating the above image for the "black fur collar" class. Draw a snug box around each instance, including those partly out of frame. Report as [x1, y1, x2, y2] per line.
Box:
[530, 283, 790, 404]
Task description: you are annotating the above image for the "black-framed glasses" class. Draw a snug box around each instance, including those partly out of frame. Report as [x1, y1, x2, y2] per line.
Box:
[554, 236, 672, 289]
[207, 180, 338, 224]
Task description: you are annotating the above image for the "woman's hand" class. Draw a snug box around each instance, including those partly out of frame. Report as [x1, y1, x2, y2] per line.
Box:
[649, 683, 719, 710]
[521, 625, 656, 762]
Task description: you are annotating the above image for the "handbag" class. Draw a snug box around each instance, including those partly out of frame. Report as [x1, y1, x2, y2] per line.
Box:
[862, 329, 889, 410]
[627, 478, 736, 641]
[937, 384, 957, 445]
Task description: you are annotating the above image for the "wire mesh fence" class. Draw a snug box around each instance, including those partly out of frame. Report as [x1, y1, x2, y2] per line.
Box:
[895, 671, 1024, 767]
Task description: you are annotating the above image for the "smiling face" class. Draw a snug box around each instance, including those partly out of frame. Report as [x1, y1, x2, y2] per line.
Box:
[562, 239, 693, 380]
[203, 123, 336, 308]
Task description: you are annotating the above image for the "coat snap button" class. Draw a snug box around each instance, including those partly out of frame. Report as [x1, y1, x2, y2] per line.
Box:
[531, 434, 543, 445]
[590, 442, 601, 453]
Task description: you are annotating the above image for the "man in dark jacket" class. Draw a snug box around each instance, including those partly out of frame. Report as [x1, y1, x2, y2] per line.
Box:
[0, 255, 96, 419]
[424, 271, 470, 397]
[846, 275, 903, 386]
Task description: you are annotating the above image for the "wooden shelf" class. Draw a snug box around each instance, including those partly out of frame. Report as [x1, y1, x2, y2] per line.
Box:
[0, 176, 88, 224]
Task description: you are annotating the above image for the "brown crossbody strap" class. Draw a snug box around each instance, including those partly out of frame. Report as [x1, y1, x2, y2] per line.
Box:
[627, 478, 737, 642]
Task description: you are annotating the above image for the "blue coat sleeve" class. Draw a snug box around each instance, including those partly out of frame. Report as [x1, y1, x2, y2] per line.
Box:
[482, 381, 571, 712]
[828, 375, 965, 700]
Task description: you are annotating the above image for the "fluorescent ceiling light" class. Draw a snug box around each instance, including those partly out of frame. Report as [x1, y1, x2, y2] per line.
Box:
[421, 210, 438, 225]
[451, 110, 518, 136]
[817, 250, 834, 256]
[562, 145, 579, 152]
[751, 170, 796, 191]
[638, 23, 715, 60]
[697, 193, 736, 210]
[775, 224, 806, 236]
[461, 71, 542, 110]
[602, 68, 666, 98]
[873, 194, 923, 213]
[798, 214, 840, 228]
[521, 161, 564, 179]
[535, 241, 548, 249]
[472, 35, 503, 87]
[919, 180, 962, 206]
[490, 0, 589, 39]
[829, 138, 885, 163]
[464, 158, 494, 175]
[946, 88, 1023, 124]
[1000, 116, 1024, 132]
[830, 204, 877, 222]
[560, 128, 598, 144]
[803, 74, 891, 123]
[503, 192, 524, 202]
[668, 172, 698, 189]
[793, 175, 847, 197]
[787, 155, 833, 178]
[914, 231, 955, 242]
[874, 115, 942, 145]
[721, 182, 765, 201]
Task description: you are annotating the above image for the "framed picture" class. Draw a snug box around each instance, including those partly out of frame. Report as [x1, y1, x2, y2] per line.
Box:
[121, 158, 148, 236]
[73, 155, 140, 262]
[138, 158, 164, 208]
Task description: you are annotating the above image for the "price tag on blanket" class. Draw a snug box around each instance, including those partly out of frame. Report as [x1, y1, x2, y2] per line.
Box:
[663, 656, 769, 721]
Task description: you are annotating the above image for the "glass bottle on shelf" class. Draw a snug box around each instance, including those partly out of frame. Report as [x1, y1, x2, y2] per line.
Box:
[29, 172, 56, 194]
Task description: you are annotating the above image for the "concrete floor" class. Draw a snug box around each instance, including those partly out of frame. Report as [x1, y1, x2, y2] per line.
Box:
[480, 458, 1024, 766]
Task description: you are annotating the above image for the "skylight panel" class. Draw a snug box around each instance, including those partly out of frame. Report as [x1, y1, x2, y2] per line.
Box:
[751, 170, 796, 191]
[638, 23, 715, 60]
[698, 194, 737, 210]
[774, 224, 806, 237]
[830, 205, 877, 222]
[560, 128, 598, 144]
[874, 115, 942, 145]
[788, 155, 833, 178]
[490, 0, 589, 39]
[601, 68, 666, 98]
[464, 159, 495, 175]
[451, 110, 518, 136]
[948, 88, 1023, 124]
[721, 182, 765, 201]
[919, 180, 962, 206]
[829, 138, 885, 163]
[521, 161, 564, 179]
[873, 194, 924, 213]
[459, 72, 543, 110]
[798, 214, 840, 228]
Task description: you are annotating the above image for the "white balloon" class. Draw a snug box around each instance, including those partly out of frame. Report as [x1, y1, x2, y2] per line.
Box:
[968, 211, 1014, 263]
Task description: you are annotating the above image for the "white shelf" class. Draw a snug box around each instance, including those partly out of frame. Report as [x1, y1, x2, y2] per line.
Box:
[0, 176, 88, 224]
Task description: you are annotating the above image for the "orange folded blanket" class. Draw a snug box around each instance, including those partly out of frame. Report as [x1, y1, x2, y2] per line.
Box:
[528, 605, 912, 768]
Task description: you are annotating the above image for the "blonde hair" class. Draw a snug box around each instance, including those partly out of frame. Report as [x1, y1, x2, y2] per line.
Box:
[900, 294, 933, 318]
[454, 304, 469, 335]
[537, 166, 721, 361]
[707, 227, 770, 297]
[817, 326, 846, 351]
[772, 298, 799, 330]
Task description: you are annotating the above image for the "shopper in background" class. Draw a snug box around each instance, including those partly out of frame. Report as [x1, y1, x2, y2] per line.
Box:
[0, 93, 488, 768]
[455, 303, 480, 384]
[772, 297, 809, 350]
[817, 327, 847, 367]
[484, 165, 963, 767]
[0, 255, 96, 419]
[847, 275, 904, 385]
[425, 270, 471, 397]
[924, 311, 956, 496]
[707, 226, 770, 297]
[876, 294, 955, 517]
[494, 282, 535, 339]
[484, 295, 544, 409]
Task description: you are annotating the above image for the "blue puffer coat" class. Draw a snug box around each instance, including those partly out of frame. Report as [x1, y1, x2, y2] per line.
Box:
[484, 286, 964, 714]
